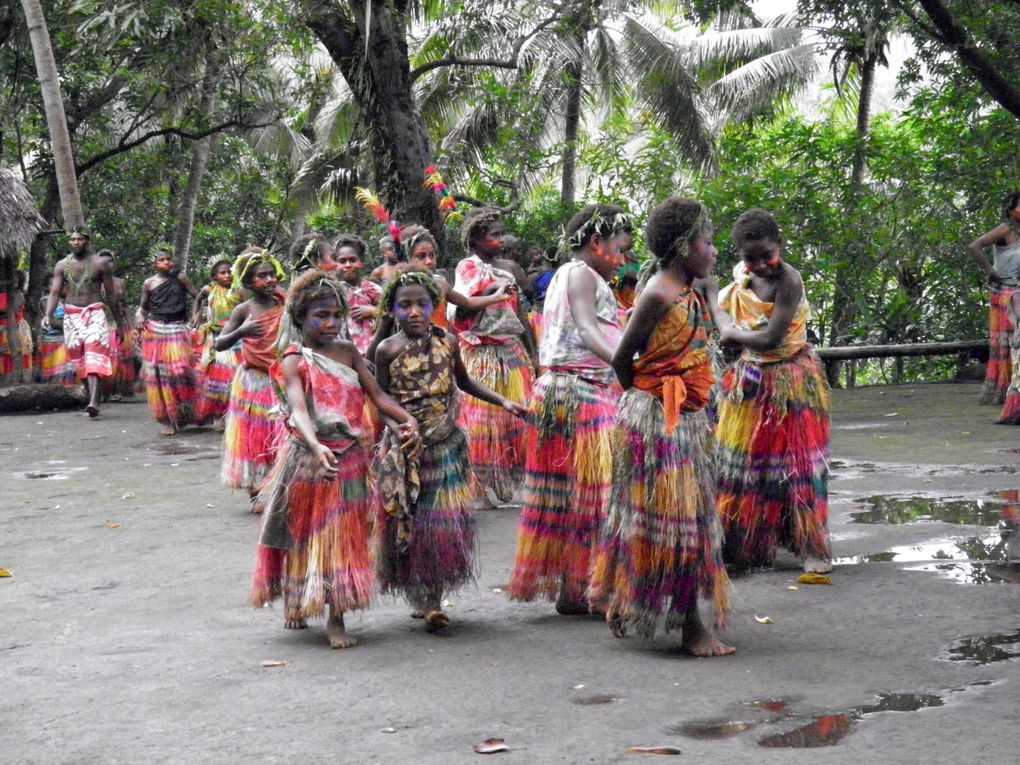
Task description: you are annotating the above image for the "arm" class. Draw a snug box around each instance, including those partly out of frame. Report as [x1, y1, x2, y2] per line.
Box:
[192, 285, 211, 327]
[611, 278, 672, 390]
[694, 275, 731, 331]
[567, 265, 616, 364]
[719, 269, 802, 351]
[445, 282, 512, 311]
[280, 354, 338, 476]
[365, 313, 396, 361]
[137, 278, 152, 327]
[214, 303, 254, 351]
[969, 223, 1010, 283]
[353, 346, 420, 456]
[178, 273, 201, 301]
[42, 262, 64, 330]
[451, 336, 528, 416]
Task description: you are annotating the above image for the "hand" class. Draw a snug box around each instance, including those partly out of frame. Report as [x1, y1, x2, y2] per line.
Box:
[396, 420, 421, 460]
[239, 315, 263, 337]
[492, 283, 513, 302]
[719, 325, 738, 344]
[501, 399, 529, 419]
[312, 442, 339, 478]
[42, 315, 53, 331]
[350, 304, 377, 321]
[988, 272, 1003, 287]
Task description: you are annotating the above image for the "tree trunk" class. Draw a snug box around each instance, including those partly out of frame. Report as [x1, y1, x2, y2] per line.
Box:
[173, 49, 220, 272]
[25, 174, 59, 327]
[560, 59, 583, 207]
[19, 0, 83, 229]
[302, 0, 446, 254]
[825, 50, 879, 387]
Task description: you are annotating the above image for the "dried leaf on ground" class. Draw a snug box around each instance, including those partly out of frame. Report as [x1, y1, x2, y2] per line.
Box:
[626, 745, 682, 755]
[121, 492, 135, 499]
[473, 738, 509, 754]
[0, 569, 12, 577]
[797, 573, 833, 585]
[260, 660, 289, 668]
[106, 522, 120, 529]
[754, 615, 773, 624]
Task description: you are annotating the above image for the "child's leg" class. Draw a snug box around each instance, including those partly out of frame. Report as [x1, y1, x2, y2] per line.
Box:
[423, 586, 450, 633]
[680, 602, 735, 657]
[326, 604, 357, 649]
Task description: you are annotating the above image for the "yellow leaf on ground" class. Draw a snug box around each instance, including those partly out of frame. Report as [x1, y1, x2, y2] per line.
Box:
[0, 569, 12, 577]
[797, 573, 833, 585]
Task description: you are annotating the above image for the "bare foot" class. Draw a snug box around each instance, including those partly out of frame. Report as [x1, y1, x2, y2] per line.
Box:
[409, 609, 425, 619]
[681, 610, 735, 657]
[424, 611, 450, 633]
[212, 417, 226, 433]
[161, 423, 177, 437]
[607, 610, 627, 639]
[803, 556, 833, 574]
[555, 593, 590, 616]
[86, 404, 100, 418]
[249, 494, 263, 515]
[327, 609, 357, 648]
[284, 618, 308, 630]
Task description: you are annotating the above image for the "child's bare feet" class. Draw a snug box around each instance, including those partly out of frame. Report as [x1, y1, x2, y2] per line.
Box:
[555, 590, 590, 616]
[803, 556, 833, 574]
[681, 609, 735, 657]
[86, 403, 100, 418]
[327, 608, 357, 648]
[424, 611, 450, 633]
[212, 417, 225, 432]
[607, 610, 627, 638]
[284, 618, 308, 630]
[161, 423, 176, 437]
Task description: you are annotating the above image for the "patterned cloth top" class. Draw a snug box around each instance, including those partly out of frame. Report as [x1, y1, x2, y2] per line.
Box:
[451, 255, 525, 343]
[994, 240, 1020, 287]
[241, 304, 284, 371]
[344, 278, 382, 354]
[539, 260, 620, 381]
[719, 261, 809, 364]
[631, 285, 715, 432]
[271, 345, 365, 453]
[207, 284, 243, 330]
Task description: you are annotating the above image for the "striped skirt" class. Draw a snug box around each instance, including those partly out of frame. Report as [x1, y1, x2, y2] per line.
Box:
[36, 336, 78, 386]
[142, 321, 197, 426]
[716, 349, 831, 569]
[376, 427, 475, 607]
[589, 392, 730, 638]
[509, 372, 619, 602]
[194, 335, 240, 424]
[221, 366, 282, 490]
[251, 436, 375, 619]
[982, 288, 1016, 405]
[456, 338, 534, 502]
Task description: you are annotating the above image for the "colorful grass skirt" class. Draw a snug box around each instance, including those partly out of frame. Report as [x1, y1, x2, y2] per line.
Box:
[251, 436, 375, 619]
[716, 349, 831, 569]
[142, 320, 197, 426]
[376, 427, 475, 608]
[194, 335, 240, 424]
[0, 318, 32, 378]
[509, 372, 619, 603]
[36, 335, 78, 386]
[221, 365, 282, 491]
[589, 392, 730, 638]
[982, 288, 1016, 405]
[998, 344, 1020, 423]
[456, 338, 534, 502]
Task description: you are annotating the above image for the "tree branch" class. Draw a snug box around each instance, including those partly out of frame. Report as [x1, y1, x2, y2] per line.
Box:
[912, 0, 1020, 118]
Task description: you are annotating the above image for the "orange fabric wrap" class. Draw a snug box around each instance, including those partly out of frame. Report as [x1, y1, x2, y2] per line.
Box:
[242, 305, 283, 370]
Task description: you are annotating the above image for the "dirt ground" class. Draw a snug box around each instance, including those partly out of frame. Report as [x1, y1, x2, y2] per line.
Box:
[2, 382, 1019, 764]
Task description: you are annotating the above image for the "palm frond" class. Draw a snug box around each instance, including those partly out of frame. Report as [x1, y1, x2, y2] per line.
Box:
[707, 43, 820, 123]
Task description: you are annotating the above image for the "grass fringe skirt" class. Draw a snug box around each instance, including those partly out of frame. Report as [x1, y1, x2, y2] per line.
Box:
[589, 392, 730, 638]
[375, 427, 476, 607]
[456, 339, 534, 502]
[142, 320, 197, 426]
[195, 336, 240, 424]
[509, 372, 619, 602]
[37, 336, 78, 385]
[982, 288, 1015, 405]
[251, 437, 374, 619]
[221, 366, 282, 490]
[716, 349, 831, 569]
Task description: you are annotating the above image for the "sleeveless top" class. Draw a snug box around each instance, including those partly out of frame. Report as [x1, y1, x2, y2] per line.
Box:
[207, 284, 242, 331]
[539, 260, 620, 383]
[993, 240, 1020, 287]
[719, 262, 810, 364]
[148, 277, 190, 323]
[271, 345, 365, 453]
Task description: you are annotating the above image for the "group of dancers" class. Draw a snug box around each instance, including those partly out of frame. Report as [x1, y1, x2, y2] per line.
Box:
[34, 197, 832, 654]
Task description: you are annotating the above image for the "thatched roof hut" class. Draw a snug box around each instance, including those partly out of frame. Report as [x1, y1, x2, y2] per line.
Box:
[0, 168, 46, 259]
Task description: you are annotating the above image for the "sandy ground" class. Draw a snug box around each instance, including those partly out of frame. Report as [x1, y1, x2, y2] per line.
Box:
[2, 382, 1019, 764]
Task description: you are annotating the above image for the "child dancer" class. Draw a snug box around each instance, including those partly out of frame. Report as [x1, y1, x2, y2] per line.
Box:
[716, 208, 831, 573]
[36, 276, 77, 385]
[192, 259, 242, 427]
[138, 246, 199, 435]
[590, 197, 733, 655]
[289, 233, 336, 274]
[374, 271, 526, 632]
[218, 249, 288, 503]
[251, 270, 420, 648]
[508, 204, 631, 614]
[453, 207, 537, 505]
[335, 234, 382, 355]
[0, 271, 32, 381]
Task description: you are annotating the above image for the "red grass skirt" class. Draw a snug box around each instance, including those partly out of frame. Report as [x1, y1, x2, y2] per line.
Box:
[376, 427, 475, 607]
[456, 338, 534, 502]
[36, 335, 78, 386]
[221, 366, 282, 490]
[509, 372, 620, 602]
[716, 350, 831, 569]
[251, 436, 375, 619]
[998, 345, 1020, 423]
[982, 288, 1015, 404]
[142, 321, 197, 426]
[589, 394, 730, 637]
[194, 335, 240, 424]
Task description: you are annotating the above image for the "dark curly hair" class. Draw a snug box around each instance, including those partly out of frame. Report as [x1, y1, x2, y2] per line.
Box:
[460, 207, 502, 251]
[379, 268, 444, 316]
[334, 233, 368, 260]
[1002, 191, 1020, 222]
[564, 203, 633, 251]
[401, 224, 438, 259]
[208, 258, 232, 280]
[636, 197, 709, 288]
[286, 269, 348, 327]
[731, 208, 781, 247]
[289, 234, 332, 272]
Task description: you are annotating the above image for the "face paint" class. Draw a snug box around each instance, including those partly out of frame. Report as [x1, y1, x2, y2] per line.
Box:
[155, 257, 174, 272]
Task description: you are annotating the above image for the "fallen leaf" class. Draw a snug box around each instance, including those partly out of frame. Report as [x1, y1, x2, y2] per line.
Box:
[0, 569, 12, 577]
[261, 660, 288, 668]
[787, 585, 799, 591]
[121, 492, 135, 499]
[884, 412, 899, 417]
[797, 573, 833, 585]
[380, 727, 397, 734]
[106, 522, 120, 529]
[754, 615, 773, 624]
[206, 504, 215, 508]
[474, 738, 509, 754]
[626, 745, 682, 755]
[573, 684, 586, 690]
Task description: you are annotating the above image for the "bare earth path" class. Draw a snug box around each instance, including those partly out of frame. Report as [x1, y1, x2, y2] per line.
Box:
[2, 383, 1019, 763]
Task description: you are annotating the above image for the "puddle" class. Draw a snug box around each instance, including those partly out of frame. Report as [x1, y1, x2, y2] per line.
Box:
[14, 467, 88, 481]
[849, 494, 1011, 526]
[672, 720, 758, 739]
[945, 629, 1020, 665]
[572, 694, 618, 706]
[831, 460, 1016, 480]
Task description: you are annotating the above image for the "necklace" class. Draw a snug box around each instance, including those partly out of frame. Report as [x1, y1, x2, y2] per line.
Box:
[63, 256, 93, 294]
